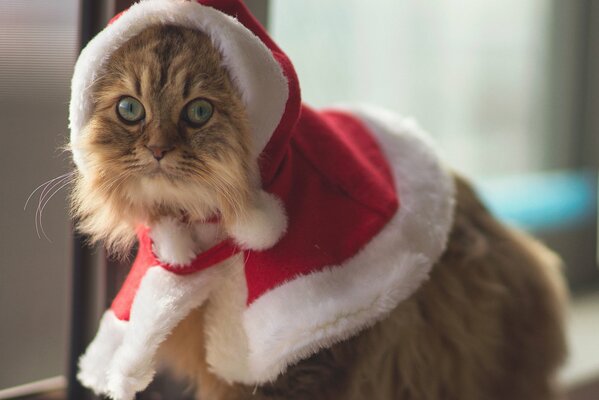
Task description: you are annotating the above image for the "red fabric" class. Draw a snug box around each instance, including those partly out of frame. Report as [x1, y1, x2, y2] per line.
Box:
[111, 227, 241, 320]
[201, 0, 303, 184]
[245, 108, 398, 303]
[108, 0, 399, 320]
[111, 227, 157, 320]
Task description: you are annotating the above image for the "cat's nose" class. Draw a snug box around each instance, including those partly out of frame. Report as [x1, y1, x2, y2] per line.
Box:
[146, 145, 173, 161]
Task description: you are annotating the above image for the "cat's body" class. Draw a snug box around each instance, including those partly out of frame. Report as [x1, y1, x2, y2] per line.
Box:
[159, 175, 567, 400]
[70, 6, 567, 400]
[161, 178, 566, 400]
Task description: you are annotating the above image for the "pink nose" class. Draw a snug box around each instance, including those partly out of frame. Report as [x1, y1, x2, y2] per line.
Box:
[146, 145, 173, 161]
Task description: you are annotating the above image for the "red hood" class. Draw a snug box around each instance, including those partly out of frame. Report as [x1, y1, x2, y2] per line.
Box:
[198, 0, 302, 184]
[108, 0, 302, 185]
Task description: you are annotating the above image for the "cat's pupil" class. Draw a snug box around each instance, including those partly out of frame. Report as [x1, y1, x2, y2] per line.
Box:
[185, 99, 213, 125]
[117, 96, 144, 122]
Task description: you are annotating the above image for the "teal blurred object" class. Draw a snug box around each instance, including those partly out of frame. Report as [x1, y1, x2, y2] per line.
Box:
[476, 170, 597, 232]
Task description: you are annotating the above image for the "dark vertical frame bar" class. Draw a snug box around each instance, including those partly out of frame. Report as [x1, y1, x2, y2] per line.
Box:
[68, 2, 116, 399]
[67, 235, 98, 400]
[541, 0, 599, 289]
[586, 3, 599, 171]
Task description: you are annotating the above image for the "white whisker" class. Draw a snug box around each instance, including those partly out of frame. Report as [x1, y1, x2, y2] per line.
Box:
[24, 172, 73, 211]
[35, 174, 72, 239]
[38, 179, 73, 242]
[38, 174, 70, 209]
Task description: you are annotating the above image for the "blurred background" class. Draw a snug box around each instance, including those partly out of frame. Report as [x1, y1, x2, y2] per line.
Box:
[0, 0, 597, 399]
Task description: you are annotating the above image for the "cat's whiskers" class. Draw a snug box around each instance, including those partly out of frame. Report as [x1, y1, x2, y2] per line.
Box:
[203, 173, 246, 221]
[37, 174, 69, 213]
[27, 172, 75, 241]
[97, 169, 134, 198]
[106, 172, 134, 203]
[26, 173, 72, 240]
[24, 172, 74, 211]
[37, 178, 74, 241]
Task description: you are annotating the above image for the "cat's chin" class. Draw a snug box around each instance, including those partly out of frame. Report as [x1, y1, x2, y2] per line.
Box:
[141, 163, 179, 179]
[124, 175, 220, 223]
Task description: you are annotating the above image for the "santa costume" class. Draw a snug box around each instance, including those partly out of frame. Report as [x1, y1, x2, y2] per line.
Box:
[69, 0, 456, 399]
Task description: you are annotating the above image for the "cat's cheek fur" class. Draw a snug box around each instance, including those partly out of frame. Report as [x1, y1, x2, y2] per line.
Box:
[228, 190, 287, 251]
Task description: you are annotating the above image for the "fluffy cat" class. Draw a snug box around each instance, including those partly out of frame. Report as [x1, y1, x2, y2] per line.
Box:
[71, 25, 255, 256]
[70, 23, 567, 400]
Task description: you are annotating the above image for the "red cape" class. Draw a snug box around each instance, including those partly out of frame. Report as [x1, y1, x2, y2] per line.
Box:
[112, 107, 397, 319]
[72, 1, 455, 397]
[110, 0, 398, 321]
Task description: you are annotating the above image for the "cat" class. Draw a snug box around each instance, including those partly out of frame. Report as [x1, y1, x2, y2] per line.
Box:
[70, 19, 567, 400]
[70, 25, 254, 256]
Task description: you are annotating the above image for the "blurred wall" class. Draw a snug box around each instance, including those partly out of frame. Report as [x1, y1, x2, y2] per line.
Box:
[0, 0, 78, 389]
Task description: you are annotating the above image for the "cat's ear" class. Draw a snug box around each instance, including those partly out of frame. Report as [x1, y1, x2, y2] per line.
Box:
[228, 190, 287, 251]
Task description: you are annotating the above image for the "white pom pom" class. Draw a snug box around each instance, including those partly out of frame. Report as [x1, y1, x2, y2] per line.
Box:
[229, 191, 287, 250]
[149, 218, 197, 266]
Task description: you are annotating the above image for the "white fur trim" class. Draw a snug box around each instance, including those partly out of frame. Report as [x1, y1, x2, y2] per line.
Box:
[77, 310, 127, 395]
[150, 218, 197, 266]
[243, 107, 456, 383]
[69, 0, 288, 176]
[229, 190, 287, 250]
[202, 258, 251, 383]
[104, 265, 224, 400]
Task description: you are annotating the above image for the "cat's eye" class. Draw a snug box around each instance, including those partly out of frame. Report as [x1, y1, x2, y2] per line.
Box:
[183, 98, 213, 127]
[117, 96, 145, 123]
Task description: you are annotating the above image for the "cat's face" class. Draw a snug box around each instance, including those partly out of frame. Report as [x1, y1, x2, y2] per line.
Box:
[71, 25, 254, 252]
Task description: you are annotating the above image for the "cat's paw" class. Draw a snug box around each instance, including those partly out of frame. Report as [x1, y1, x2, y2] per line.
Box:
[106, 350, 155, 400]
[150, 217, 197, 267]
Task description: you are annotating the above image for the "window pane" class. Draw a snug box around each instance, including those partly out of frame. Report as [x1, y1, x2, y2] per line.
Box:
[270, 1, 598, 289]
[270, 0, 554, 178]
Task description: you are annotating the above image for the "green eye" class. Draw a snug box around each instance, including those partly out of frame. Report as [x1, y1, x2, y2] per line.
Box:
[184, 98, 213, 126]
[117, 96, 145, 123]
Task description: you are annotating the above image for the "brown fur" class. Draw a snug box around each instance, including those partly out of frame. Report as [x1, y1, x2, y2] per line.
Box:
[70, 25, 255, 255]
[160, 176, 567, 400]
[73, 25, 567, 399]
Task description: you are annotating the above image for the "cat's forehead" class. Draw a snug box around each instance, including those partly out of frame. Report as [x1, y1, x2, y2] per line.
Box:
[111, 25, 221, 73]
[97, 24, 226, 99]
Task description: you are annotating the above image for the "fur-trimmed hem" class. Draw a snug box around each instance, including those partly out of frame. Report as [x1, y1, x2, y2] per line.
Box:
[78, 265, 225, 399]
[240, 106, 456, 383]
[77, 310, 127, 394]
[106, 265, 223, 399]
